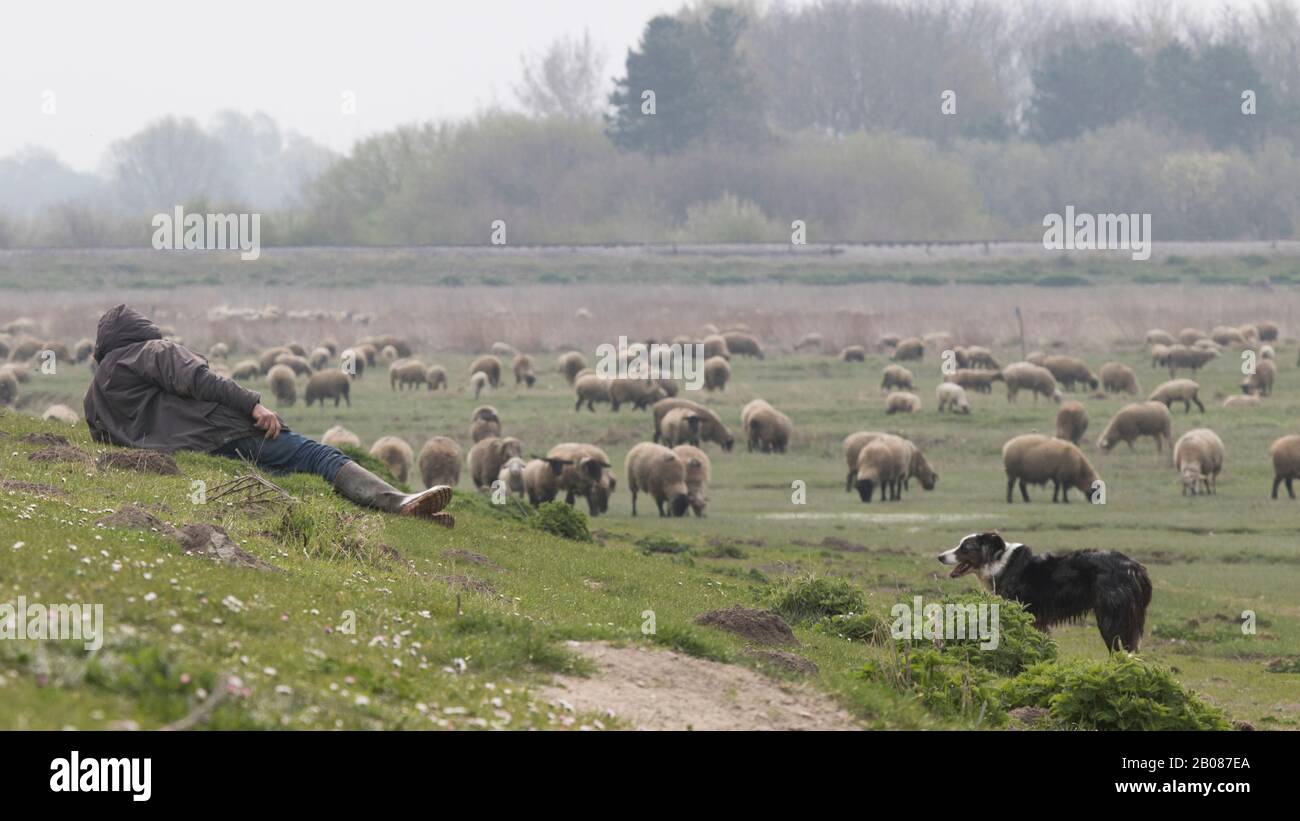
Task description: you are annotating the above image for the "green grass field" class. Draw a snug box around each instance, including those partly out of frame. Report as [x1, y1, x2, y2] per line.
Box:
[3, 331, 1298, 729]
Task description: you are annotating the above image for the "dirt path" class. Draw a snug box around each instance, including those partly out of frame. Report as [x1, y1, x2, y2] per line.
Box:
[538, 641, 859, 731]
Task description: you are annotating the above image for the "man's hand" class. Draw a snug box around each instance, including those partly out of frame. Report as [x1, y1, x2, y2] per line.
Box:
[251, 404, 282, 439]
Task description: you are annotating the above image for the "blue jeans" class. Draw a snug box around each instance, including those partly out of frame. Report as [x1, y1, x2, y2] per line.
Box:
[213, 431, 352, 483]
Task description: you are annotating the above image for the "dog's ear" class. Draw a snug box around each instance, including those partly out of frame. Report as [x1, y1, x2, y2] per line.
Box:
[981, 531, 1007, 552]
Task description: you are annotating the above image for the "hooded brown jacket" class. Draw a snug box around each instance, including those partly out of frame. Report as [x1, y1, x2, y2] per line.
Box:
[83, 304, 262, 452]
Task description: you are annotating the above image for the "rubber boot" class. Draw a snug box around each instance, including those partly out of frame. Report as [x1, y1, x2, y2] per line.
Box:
[332, 461, 454, 528]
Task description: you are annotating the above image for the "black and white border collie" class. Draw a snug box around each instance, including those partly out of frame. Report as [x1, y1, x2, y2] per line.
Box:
[937, 531, 1152, 652]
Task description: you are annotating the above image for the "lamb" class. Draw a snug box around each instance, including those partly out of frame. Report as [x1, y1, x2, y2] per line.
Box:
[892, 337, 924, 361]
[722, 331, 764, 359]
[465, 355, 499, 388]
[426, 365, 448, 390]
[369, 436, 414, 485]
[304, 369, 351, 407]
[839, 345, 866, 362]
[470, 405, 501, 442]
[1223, 394, 1260, 410]
[470, 371, 489, 399]
[954, 346, 999, 370]
[1042, 355, 1099, 391]
[741, 399, 793, 453]
[466, 436, 524, 490]
[1269, 434, 1300, 499]
[1001, 362, 1062, 403]
[1146, 329, 1175, 346]
[609, 377, 666, 411]
[308, 347, 331, 371]
[1149, 378, 1205, 413]
[1002, 433, 1100, 503]
[651, 398, 735, 451]
[322, 425, 362, 450]
[267, 364, 297, 406]
[390, 360, 429, 391]
[1100, 362, 1139, 395]
[1097, 401, 1173, 453]
[557, 351, 587, 385]
[1174, 429, 1225, 496]
[42, 404, 79, 425]
[495, 456, 527, 498]
[574, 373, 612, 411]
[936, 382, 970, 414]
[513, 354, 536, 387]
[547, 442, 615, 515]
[624, 442, 691, 516]
[853, 435, 908, 502]
[881, 364, 915, 392]
[1165, 345, 1217, 376]
[1055, 400, 1089, 445]
[947, 368, 1003, 393]
[704, 356, 731, 391]
[1241, 359, 1276, 396]
[0, 371, 18, 406]
[672, 444, 711, 516]
[231, 360, 259, 380]
[886, 391, 922, 415]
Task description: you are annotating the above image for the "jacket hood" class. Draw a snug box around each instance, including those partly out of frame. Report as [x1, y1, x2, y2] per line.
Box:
[94, 304, 162, 362]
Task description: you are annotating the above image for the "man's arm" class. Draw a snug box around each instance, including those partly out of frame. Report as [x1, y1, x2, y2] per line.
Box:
[130, 340, 263, 416]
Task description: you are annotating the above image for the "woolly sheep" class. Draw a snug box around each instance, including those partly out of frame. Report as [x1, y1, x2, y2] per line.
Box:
[259, 346, 292, 373]
[947, 368, 1003, 393]
[842, 431, 884, 491]
[704, 356, 731, 391]
[954, 346, 999, 370]
[468, 355, 501, 388]
[1042, 355, 1098, 392]
[1222, 394, 1260, 410]
[380, 345, 399, 364]
[548, 442, 615, 515]
[339, 348, 366, 379]
[0, 371, 18, 406]
[839, 345, 866, 362]
[1001, 362, 1061, 403]
[1100, 362, 1139, 395]
[722, 331, 764, 359]
[284, 341, 307, 357]
[426, 365, 447, 389]
[936, 382, 970, 414]
[557, 351, 587, 385]
[877, 333, 902, 350]
[1149, 378, 1205, 413]
[1174, 429, 1224, 496]
[73, 338, 94, 363]
[470, 405, 501, 442]
[469, 370, 489, 399]
[390, 360, 429, 391]
[467, 436, 524, 490]
[1165, 345, 1217, 376]
[625, 442, 691, 517]
[1025, 350, 1047, 367]
[702, 335, 731, 360]
[1269, 435, 1300, 499]
[1097, 401, 1173, 453]
[1210, 326, 1247, 347]
[495, 456, 527, 498]
[574, 373, 612, 411]
[308, 347, 331, 371]
[673, 444, 711, 517]
[1256, 321, 1280, 342]
[369, 436, 414, 485]
[853, 435, 908, 502]
[513, 354, 536, 387]
[1146, 329, 1175, 346]
[886, 391, 922, 415]
[0, 363, 32, 383]
[42, 404, 78, 425]
[1149, 344, 1171, 369]
[322, 425, 362, 450]
[1002, 433, 1100, 503]
[652, 398, 734, 451]
[660, 407, 704, 447]
[1259, 344, 1275, 361]
[1055, 400, 1089, 445]
[357, 344, 378, 367]
[741, 399, 793, 453]
[231, 360, 259, 380]
[318, 338, 339, 357]
[1177, 328, 1207, 345]
[609, 377, 665, 411]
[361, 336, 411, 358]
[304, 370, 351, 407]
[902, 439, 938, 493]
[522, 458, 564, 506]
[892, 337, 924, 361]
[1241, 359, 1275, 396]
[267, 364, 297, 406]
[491, 342, 518, 358]
[274, 353, 313, 376]
[793, 332, 823, 352]
[881, 364, 914, 392]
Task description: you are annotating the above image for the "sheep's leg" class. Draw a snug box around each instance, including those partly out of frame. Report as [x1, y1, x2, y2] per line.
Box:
[574, 398, 582, 412]
[1272, 476, 1282, 499]
[1290, 478, 1297, 500]
[1051, 481, 1059, 503]
[1020, 479, 1030, 503]
[1194, 397, 1205, 413]
[630, 490, 638, 516]
[564, 490, 576, 506]
[1061, 484, 1070, 503]
[655, 498, 665, 516]
[1006, 477, 1015, 504]
[846, 470, 855, 493]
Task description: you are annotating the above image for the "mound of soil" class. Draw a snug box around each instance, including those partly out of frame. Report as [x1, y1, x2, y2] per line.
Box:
[441, 548, 504, 571]
[97, 449, 180, 475]
[746, 650, 819, 676]
[539, 642, 856, 731]
[0, 479, 66, 497]
[29, 445, 90, 463]
[178, 523, 279, 572]
[436, 574, 498, 596]
[96, 504, 177, 536]
[694, 606, 798, 646]
[20, 432, 69, 446]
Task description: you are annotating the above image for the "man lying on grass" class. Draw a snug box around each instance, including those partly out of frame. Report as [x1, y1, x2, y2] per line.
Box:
[83, 304, 454, 527]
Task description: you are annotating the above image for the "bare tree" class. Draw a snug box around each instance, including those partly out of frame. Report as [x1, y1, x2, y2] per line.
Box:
[514, 30, 607, 120]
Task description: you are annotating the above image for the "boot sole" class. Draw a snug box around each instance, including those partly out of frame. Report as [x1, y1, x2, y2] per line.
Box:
[399, 485, 454, 518]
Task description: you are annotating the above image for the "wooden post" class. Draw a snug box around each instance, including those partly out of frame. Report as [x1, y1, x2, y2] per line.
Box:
[1015, 307, 1026, 360]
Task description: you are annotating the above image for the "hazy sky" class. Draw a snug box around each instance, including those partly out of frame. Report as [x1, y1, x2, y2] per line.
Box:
[1, 0, 1270, 171]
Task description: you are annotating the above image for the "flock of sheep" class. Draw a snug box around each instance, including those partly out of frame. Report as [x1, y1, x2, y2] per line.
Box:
[5, 314, 1300, 515]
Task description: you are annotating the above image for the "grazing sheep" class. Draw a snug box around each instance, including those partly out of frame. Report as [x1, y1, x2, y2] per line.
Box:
[955, 346, 1000, 370]
[892, 337, 924, 361]
[1002, 362, 1061, 403]
[495, 456, 527, 498]
[389, 360, 429, 391]
[467, 436, 524, 490]
[361, 335, 411, 358]
[1146, 329, 1175, 346]
[722, 331, 764, 359]
[1269, 435, 1300, 499]
[469, 355, 502, 388]
[470, 405, 501, 442]
[701, 334, 731, 361]
[468, 370, 488, 399]
[885, 391, 922, 415]
[357, 344, 378, 367]
[652, 398, 735, 451]
[284, 341, 307, 357]
[741, 399, 793, 453]
[842, 431, 885, 491]
[512, 354, 536, 387]
[557, 351, 587, 385]
[231, 359, 259, 380]
[1149, 378, 1205, 413]
[259, 346, 293, 373]
[74, 338, 94, 363]
[267, 364, 297, 406]
[322, 425, 362, 450]
[1165, 345, 1217, 376]
[380, 345, 399, 364]
[660, 407, 705, 447]
[1257, 321, 1280, 342]
[369, 436, 414, 485]
[491, 341, 518, 358]
[881, 364, 915, 392]
[1211, 326, 1247, 347]
[208, 342, 230, 360]
[793, 332, 823, 352]
[901, 439, 938, 493]
[609, 377, 666, 411]
[42, 404, 78, 425]
[304, 370, 351, 407]
[339, 348, 366, 379]
[877, 333, 902, 351]
[704, 356, 731, 391]
[1055, 400, 1089, 445]
[673, 444, 711, 516]
[1149, 344, 1171, 369]
[1259, 344, 1275, 361]
[839, 345, 866, 362]
[625, 442, 691, 517]
[1097, 402, 1173, 453]
[854, 435, 908, 502]
[1223, 394, 1260, 410]
[308, 347, 331, 371]
[1177, 328, 1207, 345]
[1002, 433, 1100, 503]
[1025, 351, 1047, 366]
[574, 373, 612, 411]
[1174, 429, 1225, 496]
[548, 442, 615, 515]
[1042, 355, 1099, 392]
[947, 368, 1003, 393]
[274, 353, 313, 376]
[936, 382, 970, 414]
[522, 458, 564, 506]
[654, 376, 680, 397]
[0, 371, 15, 407]
[0, 363, 32, 383]
[1241, 359, 1276, 396]
[1100, 362, 1139, 395]
[318, 338, 339, 357]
